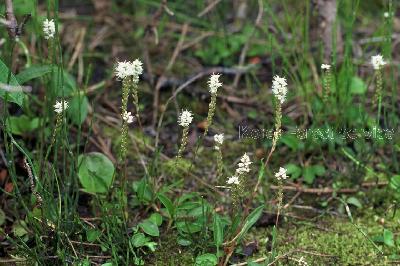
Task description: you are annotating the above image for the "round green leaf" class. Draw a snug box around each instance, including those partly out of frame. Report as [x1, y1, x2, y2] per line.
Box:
[78, 152, 114, 194]
[131, 233, 148, 247]
[139, 220, 159, 237]
[195, 253, 217, 266]
[350, 76, 367, 95]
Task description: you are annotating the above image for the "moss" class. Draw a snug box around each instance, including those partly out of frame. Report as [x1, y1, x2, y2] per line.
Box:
[146, 233, 194, 266]
[247, 210, 399, 266]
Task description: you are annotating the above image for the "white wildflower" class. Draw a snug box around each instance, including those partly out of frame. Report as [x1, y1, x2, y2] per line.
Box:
[208, 73, 222, 94]
[54, 100, 68, 113]
[131, 59, 143, 83]
[227, 175, 239, 185]
[272, 75, 288, 104]
[43, 19, 55, 40]
[384, 12, 389, 18]
[371, 54, 386, 70]
[275, 167, 287, 181]
[115, 59, 143, 81]
[122, 111, 134, 124]
[214, 134, 224, 145]
[178, 110, 193, 127]
[214, 133, 224, 150]
[321, 64, 331, 70]
[235, 153, 252, 175]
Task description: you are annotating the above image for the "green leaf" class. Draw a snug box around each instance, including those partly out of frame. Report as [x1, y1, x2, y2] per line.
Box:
[67, 95, 89, 125]
[195, 253, 218, 266]
[14, 0, 34, 15]
[12, 221, 28, 237]
[6, 115, 39, 135]
[157, 193, 175, 219]
[136, 178, 153, 203]
[149, 213, 163, 227]
[0, 59, 25, 106]
[139, 220, 159, 237]
[346, 197, 362, 209]
[389, 175, 400, 190]
[237, 205, 264, 241]
[131, 233, 148, 247]
[280, 134, 301, 151]
[177, 237, 192, 246]
[78, 152, 115, 194]
[383, 229, 395, 247]
[176, 221, 202, 234]
[86, 229, 101, 242]
[144, 242, 157, 252]
[350, 76, 367, 95]
[312, 165, 326, 176]
[213, 214, 223, 248]
[285, 163, 302, 179]
[256, 160, 265, 183]
[303, 166, 316, 184]
[16, 65, 53, 84]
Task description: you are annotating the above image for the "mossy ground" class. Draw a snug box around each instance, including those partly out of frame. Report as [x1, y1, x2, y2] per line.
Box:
[145, 205, 399, 265]
[244, 207, 400, 266]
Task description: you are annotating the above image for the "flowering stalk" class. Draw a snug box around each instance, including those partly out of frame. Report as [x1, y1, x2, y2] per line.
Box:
[321, 64, 331, 104]
[274, 167, 287, 226]
[45, 100, 68, 161]
[221, 153, 252, 265]
[249, 76, 288, 213]
[214, 133, 224, 181]
[129, 59, 143, 121]
[266, 75, 287, 164]
[115, 60, 143, 162]
[120, 111, 134, 160]
[226, 153, 252, 206]
[176, 110, 193, 163]
[204, 74, 222, 136]
[371, 55, 385, 122]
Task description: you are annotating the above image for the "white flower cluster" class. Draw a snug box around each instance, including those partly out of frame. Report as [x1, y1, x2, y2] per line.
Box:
[275, 167, 287, 181]
[227, 176, 239, 185]
[178, 110, 193, 127]
[272, 75, 288, 104]
[122, 111, 134, 124]
[321, 64, 331, 70]
[214, 133, 224, 145]
[214, 133, 224, 150]
[236, 153, 252, 175]
[226, 153, 252, 186]
[43, 19, 55, 40]
[371, 55, 386, 70]
[115, 59, 143, 81]
[208, 73, 222, 94]
[54, 100, 68, 114]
